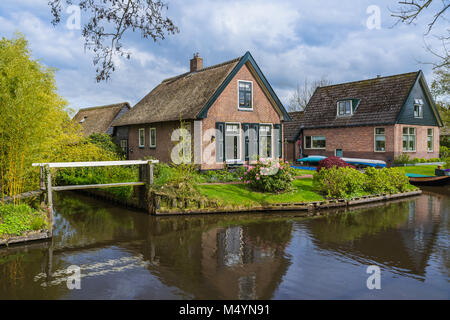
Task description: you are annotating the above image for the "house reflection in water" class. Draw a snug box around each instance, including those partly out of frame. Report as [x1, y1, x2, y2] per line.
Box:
[307, 191, 446, 280]
[197, 223, 291, 300]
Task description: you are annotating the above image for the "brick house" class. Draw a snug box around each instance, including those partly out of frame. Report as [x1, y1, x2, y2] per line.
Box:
[111, 52, 291, 169]
[285, 71, 443, 166]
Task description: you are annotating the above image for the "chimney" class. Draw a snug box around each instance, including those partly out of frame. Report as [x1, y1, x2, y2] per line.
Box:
[190, 53, 203, 72]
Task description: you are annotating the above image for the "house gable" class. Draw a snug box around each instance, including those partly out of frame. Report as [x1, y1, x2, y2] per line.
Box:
[396, 72, 443, 127]
[196, 51, 291, 121]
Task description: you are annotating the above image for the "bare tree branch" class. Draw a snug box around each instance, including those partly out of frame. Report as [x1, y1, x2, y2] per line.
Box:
[391, 0, 449, 69]
[48, 0, 179, 82]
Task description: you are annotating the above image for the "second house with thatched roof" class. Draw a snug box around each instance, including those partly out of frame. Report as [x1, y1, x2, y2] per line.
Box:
[112, 52, 291, 169]
[72, 102, 131, 153]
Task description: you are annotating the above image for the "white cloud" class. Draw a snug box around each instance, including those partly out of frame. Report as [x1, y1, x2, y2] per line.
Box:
[0, 0, 446, 110]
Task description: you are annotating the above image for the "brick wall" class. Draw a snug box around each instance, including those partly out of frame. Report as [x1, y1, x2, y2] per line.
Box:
[393, 124, 440, 159]
[126, 64, 284, 168]
[297, 124, 440, 165]
[201, 63, 283, 170]
[127, 121, 193, 162]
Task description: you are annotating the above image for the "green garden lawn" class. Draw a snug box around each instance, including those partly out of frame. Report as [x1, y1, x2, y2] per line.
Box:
[394, 165, 438, 176]
[195, 178, 324, 206]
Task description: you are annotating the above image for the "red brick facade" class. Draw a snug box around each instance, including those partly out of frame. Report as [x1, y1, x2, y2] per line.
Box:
[291, 124, 440, 165]
[127, 63, 284, 169]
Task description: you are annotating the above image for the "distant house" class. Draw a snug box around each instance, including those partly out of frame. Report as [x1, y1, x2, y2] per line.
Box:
[285, 71, 443, 166]
[112, 52, 291, 169]
[72, 102, 131, 150]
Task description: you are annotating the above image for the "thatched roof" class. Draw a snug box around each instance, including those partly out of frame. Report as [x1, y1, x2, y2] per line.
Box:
[73, 102, 131, 136]
[284, 111, 304, 142]
[112, 51, 291, 126]
[112, 58, 241, 126]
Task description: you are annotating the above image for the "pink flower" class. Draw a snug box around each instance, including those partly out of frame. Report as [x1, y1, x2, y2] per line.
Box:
[256, 177, 260, 180]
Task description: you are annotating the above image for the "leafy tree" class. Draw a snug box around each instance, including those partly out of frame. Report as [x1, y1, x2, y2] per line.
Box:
[431, 66, 450, 147]
[88, 133, 124, 157]
[48, 0, 179, 82]
[0, 34, 115, 202]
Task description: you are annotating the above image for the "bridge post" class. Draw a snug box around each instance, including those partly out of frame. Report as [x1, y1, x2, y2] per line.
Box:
[138, 161, 154, 214]
[45, 165, 54, 236]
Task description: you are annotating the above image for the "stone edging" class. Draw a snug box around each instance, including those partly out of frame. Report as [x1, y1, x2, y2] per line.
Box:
[0, 230, 51, 247]
[154, 190, 422, 215]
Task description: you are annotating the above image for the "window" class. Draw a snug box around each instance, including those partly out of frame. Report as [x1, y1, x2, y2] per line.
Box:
[120, 140, 127, 153]
[374, 128, 386, 152]
[427, 128, 433, 152]
[259, 125, 272, 158]
[149, 128, 156, 148]
[335, 149, 343, 157]
[238, 81, 252, 109]
[305, 136, 326, 149]
[402, 127, 416, 152]
[337, 100, 352, 116]
[225, 123, 240, 161]
[414, 99, 423, 118]
[138, 128, 145, 147]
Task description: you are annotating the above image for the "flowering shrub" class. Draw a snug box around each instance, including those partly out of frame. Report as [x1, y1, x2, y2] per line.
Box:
[316, 156, 354, 172]
[240, 159, 294, 193]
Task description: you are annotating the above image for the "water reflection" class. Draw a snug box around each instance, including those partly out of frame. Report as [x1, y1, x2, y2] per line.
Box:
[0, 188, 448, 299]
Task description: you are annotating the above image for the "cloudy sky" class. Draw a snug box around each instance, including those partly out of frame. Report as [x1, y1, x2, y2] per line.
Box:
[0, 0, 447, 113]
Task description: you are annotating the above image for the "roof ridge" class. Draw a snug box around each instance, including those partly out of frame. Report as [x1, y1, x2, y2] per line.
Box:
[161, 56, 241, 84]
[78, 102, 130, 111]
[317, 71, 420, 90]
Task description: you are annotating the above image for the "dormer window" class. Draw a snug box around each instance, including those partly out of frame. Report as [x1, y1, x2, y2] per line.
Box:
[337, 100, 353, 116]
[238, 80, 253, 110]
[414, 99, 423, 118]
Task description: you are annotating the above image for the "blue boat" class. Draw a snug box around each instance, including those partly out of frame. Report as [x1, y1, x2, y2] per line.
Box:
[297, 155, 386, 168]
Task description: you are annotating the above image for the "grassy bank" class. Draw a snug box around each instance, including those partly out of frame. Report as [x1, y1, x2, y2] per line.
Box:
[195, 178, 324, 206]
[0, 203, 48, 238]
[394, 165, 438, 176]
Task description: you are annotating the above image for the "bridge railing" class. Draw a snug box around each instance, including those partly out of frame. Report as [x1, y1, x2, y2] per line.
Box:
[32, 160, 159, 233]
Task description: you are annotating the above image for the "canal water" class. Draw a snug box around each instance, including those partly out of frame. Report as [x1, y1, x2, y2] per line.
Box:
[0, 187, 448, 299]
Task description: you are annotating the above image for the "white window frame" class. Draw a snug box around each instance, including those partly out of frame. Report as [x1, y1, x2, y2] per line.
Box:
[374, 127, 386, 152]
[414, 99, 424, 118]
[304, 136, 326, 150]
[138, 128, 145, 148]
[259, 123, 273, 159]
[149, 127, 156, 148]
[237, 80, 253, 111]
[427, 128, 433, 152]
[225, 122, 242, 162]
[402, 127, 416, 152]
[336, 100, 353, 117]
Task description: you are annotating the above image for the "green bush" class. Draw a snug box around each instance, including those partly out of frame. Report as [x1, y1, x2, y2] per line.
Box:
[313, 167, 415, 199]
[313, 167, 365, 199]
[240, 159, 294, 193]
[88, 133, 124, 157]
[393, 154, 411, 165]
[364, 167, 414, 194]
[0, 203, 48, 237]
[56, 165, 139, 201]
[440, 146, 450, 159]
